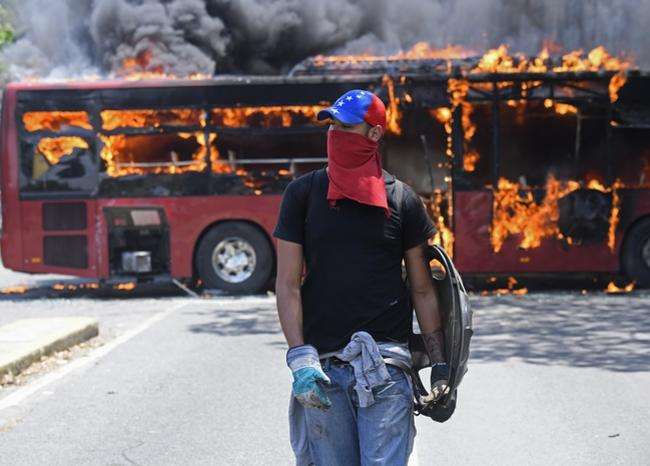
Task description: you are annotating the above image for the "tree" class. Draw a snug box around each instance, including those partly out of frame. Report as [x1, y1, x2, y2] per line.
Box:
[0, 5, 13, 47]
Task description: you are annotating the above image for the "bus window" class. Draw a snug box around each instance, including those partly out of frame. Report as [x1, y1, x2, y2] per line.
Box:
[22, 111, 92, 132]
[384, 107, 448, 194]
[212, 129, 327, 183]
[211, 106, 323, 129]
[99, 132, 209, 177]
[210, 105, 328, 187]
[575, 114, 608, 183]
[101, 108, 204, 130]
[19, 136, 97, 193]
[612, 128, 650, 187]
[498, 100, 577, 186]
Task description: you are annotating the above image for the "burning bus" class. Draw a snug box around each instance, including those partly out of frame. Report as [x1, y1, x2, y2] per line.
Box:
[1, 45, 650, 293]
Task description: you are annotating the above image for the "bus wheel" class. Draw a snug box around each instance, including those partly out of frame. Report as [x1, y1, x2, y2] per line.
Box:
[622, 218, 650, 288]
[195, 222, 273, 294]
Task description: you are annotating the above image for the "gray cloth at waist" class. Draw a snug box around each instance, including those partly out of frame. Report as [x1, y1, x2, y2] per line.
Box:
[319, 331, 412, 408]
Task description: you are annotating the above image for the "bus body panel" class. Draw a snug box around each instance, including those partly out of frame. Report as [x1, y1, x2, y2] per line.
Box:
[453, 190, 621, 273]
[621, 189, 650, 230]
[18, 199, 100, 277]
[95, 195, 282, 279]
[0, 88, 24, 271]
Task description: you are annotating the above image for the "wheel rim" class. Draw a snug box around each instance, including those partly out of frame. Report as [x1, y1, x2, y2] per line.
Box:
[211, 237, 257, 283]
[642, 237, 650, 269]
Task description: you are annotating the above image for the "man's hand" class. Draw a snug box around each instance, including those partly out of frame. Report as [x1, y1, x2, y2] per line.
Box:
[420, 329, 450, 404]
[286, 344, 332, 411]
[420, 362, 450, 404]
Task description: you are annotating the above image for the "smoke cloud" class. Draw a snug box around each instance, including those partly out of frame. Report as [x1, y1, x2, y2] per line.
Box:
[0, 0, 648, 81]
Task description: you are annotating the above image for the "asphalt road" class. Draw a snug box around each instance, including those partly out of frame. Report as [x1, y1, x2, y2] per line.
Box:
[0, 267, 649, 465]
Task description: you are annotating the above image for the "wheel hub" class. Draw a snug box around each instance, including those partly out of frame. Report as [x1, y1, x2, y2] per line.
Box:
[212, 237, 257, 283]
[642, 237, 650, 269]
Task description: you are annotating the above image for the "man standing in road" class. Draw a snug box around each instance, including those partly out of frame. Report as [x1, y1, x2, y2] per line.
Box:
[273, 89, 449, 466]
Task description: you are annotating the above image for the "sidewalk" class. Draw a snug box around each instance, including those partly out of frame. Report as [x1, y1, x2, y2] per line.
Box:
[0, 317, 99, 380]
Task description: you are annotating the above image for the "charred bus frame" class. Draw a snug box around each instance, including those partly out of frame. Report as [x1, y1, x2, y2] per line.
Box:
[2, 62, 650, 292]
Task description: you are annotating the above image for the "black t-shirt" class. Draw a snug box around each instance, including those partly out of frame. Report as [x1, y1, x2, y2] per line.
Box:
[273, 167, 437, 353]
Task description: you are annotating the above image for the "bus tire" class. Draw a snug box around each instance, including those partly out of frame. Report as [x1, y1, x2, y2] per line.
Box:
[622, 217, 650, 288]
[195, 222, 273, 294]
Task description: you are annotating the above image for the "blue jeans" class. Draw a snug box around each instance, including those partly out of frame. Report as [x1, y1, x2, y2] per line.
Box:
[301, 357, 416, 466]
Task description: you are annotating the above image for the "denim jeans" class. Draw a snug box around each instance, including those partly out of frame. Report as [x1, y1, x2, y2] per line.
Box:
[301, 357, 416, 466]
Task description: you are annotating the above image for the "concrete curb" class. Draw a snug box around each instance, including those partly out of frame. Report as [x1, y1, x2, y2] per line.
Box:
[0, 317, 99, 379]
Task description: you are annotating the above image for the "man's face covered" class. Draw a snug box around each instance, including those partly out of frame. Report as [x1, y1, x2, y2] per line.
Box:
[318, 89, 390, 216]
[326, 125, 378, 167]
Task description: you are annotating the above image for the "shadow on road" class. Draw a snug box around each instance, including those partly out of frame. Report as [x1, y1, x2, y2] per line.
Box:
[470, 292, 650, 372]
[187, 291, 650, 373]
[187, 305, 282, 336]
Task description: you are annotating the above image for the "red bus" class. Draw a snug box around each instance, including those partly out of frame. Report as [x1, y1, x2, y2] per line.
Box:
[2, 59, 650, 293]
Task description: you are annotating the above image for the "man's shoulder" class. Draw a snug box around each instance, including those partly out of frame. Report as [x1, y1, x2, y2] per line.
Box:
[390, 177, 425, 214]
[293, 167, 325, 185]
[387, 173, 419, 198]
[283, 168, 325, 197]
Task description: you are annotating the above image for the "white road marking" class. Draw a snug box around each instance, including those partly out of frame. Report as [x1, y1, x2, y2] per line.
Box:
[0, 301, 188, 411]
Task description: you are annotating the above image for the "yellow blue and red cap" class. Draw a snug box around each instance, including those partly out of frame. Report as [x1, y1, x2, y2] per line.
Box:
[317, 89, 386, 130]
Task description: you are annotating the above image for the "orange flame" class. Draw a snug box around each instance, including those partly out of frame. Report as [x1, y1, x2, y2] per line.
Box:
[37, 137, 89, 165]
[382, 74, 402, 136]
[493, 276, 528, 295]
[427, 190, 454, 255]
[211, 105, 324, 128]
[431, 107, 453, 157]
[431, 79, 478, 170]
[544, 99, 578, 115]
[491, 175, 624, 253]
[463, 149, 479, 172]
[1, 285, 29, 294]
[114, 282, 136, 291]
[118, 49, 210, 81]
[101, 108, 203, 130]
[607, 180, 624, 251]
[609, 72, 627, 103]
[312, 42, 476, 65]
[491, 175, 579, 252]
[23, 111, 92, 132]
[605, 281, 635, 293]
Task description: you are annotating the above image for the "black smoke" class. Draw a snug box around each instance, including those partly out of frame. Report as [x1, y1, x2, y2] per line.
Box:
[1, 0, 648, 80]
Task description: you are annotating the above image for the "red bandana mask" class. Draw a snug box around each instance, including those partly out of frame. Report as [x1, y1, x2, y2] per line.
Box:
[326, 129, 390, 217]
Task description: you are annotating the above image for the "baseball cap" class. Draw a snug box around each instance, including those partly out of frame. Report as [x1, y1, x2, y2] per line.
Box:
[317, 89, 386, 130]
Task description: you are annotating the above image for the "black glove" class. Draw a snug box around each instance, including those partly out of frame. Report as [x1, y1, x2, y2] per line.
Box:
[419, 362, 450, 405]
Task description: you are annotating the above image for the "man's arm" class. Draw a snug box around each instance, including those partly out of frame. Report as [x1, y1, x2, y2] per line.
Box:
[404, 243, 445, 363]
[275, 238, 305, 347]
[405, 242, 450, 402]
[276, 238, 332, 410]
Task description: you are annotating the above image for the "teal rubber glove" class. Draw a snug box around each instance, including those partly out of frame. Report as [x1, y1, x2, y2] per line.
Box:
[286, 344, 332, 411]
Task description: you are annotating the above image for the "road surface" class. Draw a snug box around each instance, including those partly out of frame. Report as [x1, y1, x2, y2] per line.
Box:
[0, 266, 648, 465]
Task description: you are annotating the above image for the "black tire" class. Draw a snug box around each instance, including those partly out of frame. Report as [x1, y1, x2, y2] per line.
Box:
[195, 222, 273, 294]
[622, 217, 650, 288]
